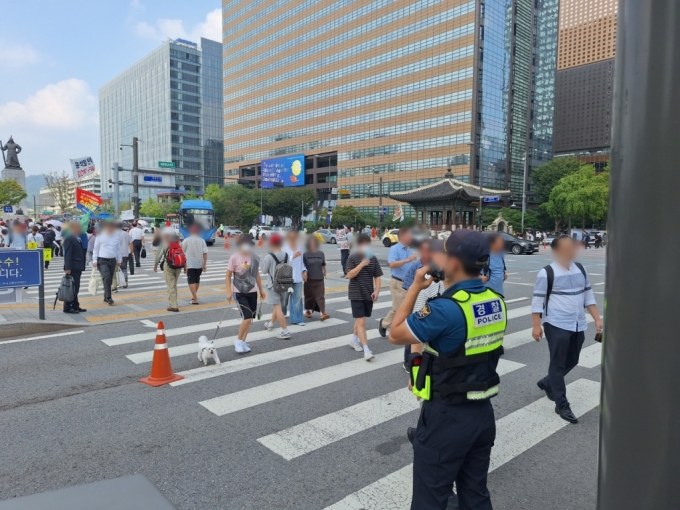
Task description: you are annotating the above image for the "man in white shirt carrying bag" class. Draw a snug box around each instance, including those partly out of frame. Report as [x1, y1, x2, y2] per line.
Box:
[93, 221, 122, 305]
[531, 235, 603, 423]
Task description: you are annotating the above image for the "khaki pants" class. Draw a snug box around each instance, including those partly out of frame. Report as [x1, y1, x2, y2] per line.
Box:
[382, 277, 407, 328]
[164, 266, 182, 308]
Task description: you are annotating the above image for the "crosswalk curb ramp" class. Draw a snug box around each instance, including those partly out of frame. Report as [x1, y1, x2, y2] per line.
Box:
[139, 321, 184, 387]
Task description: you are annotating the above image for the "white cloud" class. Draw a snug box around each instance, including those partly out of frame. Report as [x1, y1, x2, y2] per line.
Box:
[0, 41, 41, 68]
[0, 80, 99, 176]
[135, 8, 222, 44]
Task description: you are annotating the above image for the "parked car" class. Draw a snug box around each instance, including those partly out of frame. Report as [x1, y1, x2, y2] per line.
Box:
[222, 226, 242, 236]
[382, 229, 399, 247]
[487, 232, 539, 255]
[248, 225, 275, 239]
[314, 228, 337, 244]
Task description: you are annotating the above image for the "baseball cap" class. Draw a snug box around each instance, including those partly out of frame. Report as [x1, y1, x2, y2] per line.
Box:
[444, 230, 490, 268]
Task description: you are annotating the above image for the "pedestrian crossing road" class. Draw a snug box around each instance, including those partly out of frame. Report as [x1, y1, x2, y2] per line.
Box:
[0, 247, 606, 510]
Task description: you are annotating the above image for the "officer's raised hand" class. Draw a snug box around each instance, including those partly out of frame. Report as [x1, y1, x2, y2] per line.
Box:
[411, 265, 433, 291]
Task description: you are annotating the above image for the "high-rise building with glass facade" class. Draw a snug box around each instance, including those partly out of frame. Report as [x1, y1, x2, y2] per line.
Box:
[100, 38, 223, 202]
[553, 0, 616, 170]
[223, 0, 558, 217]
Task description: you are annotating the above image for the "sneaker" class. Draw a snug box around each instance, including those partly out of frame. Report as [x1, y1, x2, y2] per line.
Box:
[264, 322, 273, 332]
[364, 349, 375, 361]
[349, 337, 363, 352]
[234, 340, 244, 353]
[277, 331, 291, 340]
[241, 341, 251, 353]
[295, 322, 306, 326]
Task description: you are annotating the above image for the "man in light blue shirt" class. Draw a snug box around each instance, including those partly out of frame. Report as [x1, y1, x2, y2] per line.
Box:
[481, 233, 506, 295]
[379, 227, 416, 337]
[283, 230, 307, 326]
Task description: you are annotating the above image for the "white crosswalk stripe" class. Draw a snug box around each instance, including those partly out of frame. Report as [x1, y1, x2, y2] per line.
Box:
[578, 342, 602, 368]
[324, 379, 601, 510]
[126, 318, 347, 364]
[171, 330, 383, 386]
[200, 349, 404, 417]
[257, 359, 525, 461]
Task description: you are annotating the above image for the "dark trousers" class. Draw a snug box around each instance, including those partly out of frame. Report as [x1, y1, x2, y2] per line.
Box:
[341, 249, 350, 274]
[412, 400, 496, 510]
[539, 322, 586, 408]
[132, 240, 142, 267]
[98, 258, 116, 300]
[64, 270, 82, 311]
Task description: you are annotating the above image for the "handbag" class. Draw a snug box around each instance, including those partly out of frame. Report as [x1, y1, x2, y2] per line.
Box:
[88, 269, 102, 296]
[53, 275, 75, 309]
[115, 267, 126, 287]
[141, 247, 147, 259]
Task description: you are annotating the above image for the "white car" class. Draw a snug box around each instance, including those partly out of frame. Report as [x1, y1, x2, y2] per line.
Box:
[222, 226, 242, 236]
[249, 225, 275, 239]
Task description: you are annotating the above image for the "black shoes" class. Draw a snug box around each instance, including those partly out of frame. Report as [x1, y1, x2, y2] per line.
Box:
[104, 298, 114, 305]
[63, 309, 79, 314]
[378, 319, 387, 338]
[555, 404, 578, 424]
[75, 308, 87, 313]
[407, 427, 415, 445]
[537, 380, 555, 401]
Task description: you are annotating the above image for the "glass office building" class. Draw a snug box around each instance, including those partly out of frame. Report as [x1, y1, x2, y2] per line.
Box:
[100, 38, 224, 202]
[223, 0, 557, 217]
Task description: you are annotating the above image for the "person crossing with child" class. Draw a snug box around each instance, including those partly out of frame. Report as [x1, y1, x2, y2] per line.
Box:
[226, 234, 266, 353]
[346, 233, 383, 361]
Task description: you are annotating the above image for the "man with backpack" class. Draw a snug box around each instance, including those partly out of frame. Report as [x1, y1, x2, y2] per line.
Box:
[531, 235, 603, 423]
[41, 225, 56, 269]
[260, 233, 294, 339]
[154, 227, 186, 312]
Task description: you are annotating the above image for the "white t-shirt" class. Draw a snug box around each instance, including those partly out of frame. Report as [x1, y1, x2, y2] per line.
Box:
[27, 233, 43, 246]
[129, 227, 144, 241]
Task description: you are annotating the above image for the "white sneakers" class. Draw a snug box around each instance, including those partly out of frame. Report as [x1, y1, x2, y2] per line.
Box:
[349, 337, 363, 352]
[264, 322, 273, 332]
[234, 339, 251, 353]
[277, 331, 291, 340]
[364, 349, 374, 361]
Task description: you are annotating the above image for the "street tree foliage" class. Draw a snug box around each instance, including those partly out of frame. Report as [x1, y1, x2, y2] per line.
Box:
[481, 207, 543, 231]
[531, 158, 583, 204]
[42, 170, 74, 213]
[139, 197, 179, 218]
[545, 166, 609, 230]
[263, 187, 316, 230]
[204, 184, 261, 228]
[0, 178, 27, 206]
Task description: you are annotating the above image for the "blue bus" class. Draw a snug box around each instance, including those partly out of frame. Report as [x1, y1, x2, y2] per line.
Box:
[178, 200, 217, 245]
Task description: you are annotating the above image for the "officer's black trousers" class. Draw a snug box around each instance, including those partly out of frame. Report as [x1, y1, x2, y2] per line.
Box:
[412, 400, 496, 510]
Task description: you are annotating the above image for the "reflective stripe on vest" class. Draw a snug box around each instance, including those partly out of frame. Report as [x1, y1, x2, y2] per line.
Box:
[453, 289, 507, 356]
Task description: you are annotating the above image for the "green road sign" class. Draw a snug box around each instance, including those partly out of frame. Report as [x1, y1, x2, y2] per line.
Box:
[158, 161, 176, 169]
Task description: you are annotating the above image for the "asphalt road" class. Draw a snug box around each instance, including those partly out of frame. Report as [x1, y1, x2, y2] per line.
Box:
[0, 239, 607, 509]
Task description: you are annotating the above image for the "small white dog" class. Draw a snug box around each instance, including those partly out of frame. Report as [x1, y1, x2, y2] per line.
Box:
[197, 335, 221, 365]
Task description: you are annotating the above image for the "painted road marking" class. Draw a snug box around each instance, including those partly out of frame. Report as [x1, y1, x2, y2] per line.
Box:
[258, 359, 524, 460]
[127, 318, 347, 364]
[578, 342, 602, 368]
[324, 379, 601, 509]
[0, 330, 85, 345]
[171, 330, 382, 386]
[200, 349, 404, 417]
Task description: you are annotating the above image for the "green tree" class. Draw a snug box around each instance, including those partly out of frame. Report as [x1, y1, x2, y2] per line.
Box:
[531, 158, 583, 204]
[545, 166, 609, 230]
[263, 187, 316, 229]
[481, 207, 543, 231]
[328, 205, 378, 230]
[0, 178, 27, 206]
[42, 170, 75, 213]
[139, 197, 168, 218]
[205, 184, 261, 228]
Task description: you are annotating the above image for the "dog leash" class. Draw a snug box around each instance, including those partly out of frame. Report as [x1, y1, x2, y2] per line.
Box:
[212, 305, 232, 341]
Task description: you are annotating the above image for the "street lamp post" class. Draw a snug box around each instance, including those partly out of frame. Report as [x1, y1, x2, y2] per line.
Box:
[521, 151, 528, 234]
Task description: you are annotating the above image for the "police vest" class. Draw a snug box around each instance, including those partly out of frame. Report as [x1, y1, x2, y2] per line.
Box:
[411, 287, 507, 404]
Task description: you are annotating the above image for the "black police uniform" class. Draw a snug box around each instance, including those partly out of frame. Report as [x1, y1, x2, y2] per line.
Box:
[407, 279, 499, 510]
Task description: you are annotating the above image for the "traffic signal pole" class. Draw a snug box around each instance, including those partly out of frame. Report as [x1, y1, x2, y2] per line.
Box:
[598, 0, 680, 508]
[132, 137, 139, 218]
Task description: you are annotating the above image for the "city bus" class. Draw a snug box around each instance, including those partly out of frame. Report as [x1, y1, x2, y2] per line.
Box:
[178, 200, 217, 245]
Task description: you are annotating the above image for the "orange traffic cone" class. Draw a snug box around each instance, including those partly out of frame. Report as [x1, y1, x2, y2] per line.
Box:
[139, 321, 184, 386]
[224, 238, 230, 250]
[543, 240, 547, 250]
[257, 237, 264, 246]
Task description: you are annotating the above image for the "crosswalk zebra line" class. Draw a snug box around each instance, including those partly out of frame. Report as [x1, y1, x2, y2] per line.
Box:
[578, 342, 602, 368]
[338, 301, 392, 314]
[126, 318, 347, 364]
[503, 315, 595, 350]
[325, 290, 389, 305]
[200, 348, 404, 417]
[258, 359, 525, 461]
[102, 319, 243, 346]
[324, 379, 601, 510]
[170, 330, 382, 386]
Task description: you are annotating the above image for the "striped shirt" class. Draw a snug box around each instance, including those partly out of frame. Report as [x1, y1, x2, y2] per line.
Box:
[531, 262, 596, 332]
[346, 254, 383, 301]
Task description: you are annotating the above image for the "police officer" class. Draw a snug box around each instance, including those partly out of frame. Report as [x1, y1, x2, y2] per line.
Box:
[389, 230, 507, 510]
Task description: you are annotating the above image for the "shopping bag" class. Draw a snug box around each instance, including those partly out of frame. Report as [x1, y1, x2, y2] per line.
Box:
[140, 248, 147, 259]
[116, 268, 126, 287]
[43, 248, 52, 262]
[88, 269, 101, 296]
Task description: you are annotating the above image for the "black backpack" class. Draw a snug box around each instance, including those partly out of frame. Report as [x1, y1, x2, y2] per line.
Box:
[42, 229, 56, 248]
[543, 262, 587, 317]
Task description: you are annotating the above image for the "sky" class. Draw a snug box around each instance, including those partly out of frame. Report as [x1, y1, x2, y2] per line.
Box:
[0, 0, 222, 177]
